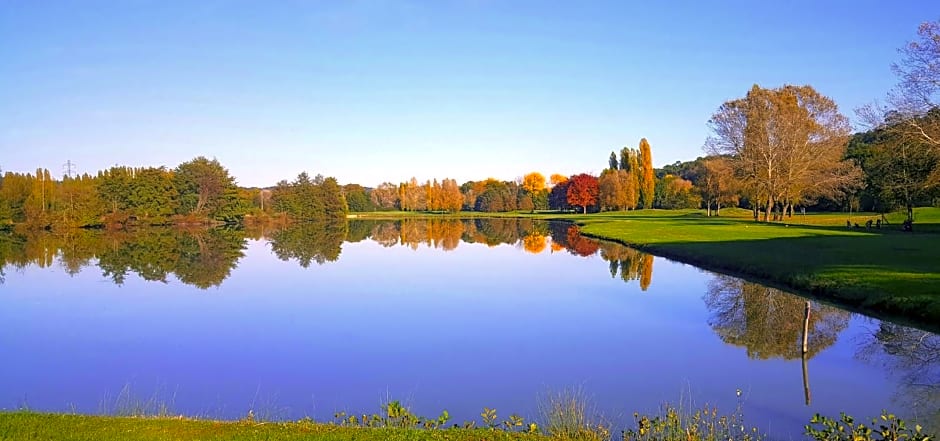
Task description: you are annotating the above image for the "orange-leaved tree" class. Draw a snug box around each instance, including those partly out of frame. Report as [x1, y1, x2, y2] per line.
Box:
[566, 173, 599, 214]
[522, 172, 546, 194]
[638, 138, 655, 209]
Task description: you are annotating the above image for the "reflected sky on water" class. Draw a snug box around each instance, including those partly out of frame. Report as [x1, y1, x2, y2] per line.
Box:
[0, 219, 937, 436]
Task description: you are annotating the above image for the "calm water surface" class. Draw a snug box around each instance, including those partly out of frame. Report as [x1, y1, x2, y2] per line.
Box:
[0, 219, 937, 437]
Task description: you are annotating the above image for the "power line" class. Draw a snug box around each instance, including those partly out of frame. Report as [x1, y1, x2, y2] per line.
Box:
[63, 160, 76, 178]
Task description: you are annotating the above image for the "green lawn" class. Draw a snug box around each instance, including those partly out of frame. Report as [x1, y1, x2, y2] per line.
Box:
[558, 207, 940, 331]
[0, 413, 549, 441]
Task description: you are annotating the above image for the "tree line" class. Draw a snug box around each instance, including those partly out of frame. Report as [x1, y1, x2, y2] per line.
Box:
[0, 157, 349, 229]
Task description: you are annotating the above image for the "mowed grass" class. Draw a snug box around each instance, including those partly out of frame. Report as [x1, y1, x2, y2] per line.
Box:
[561, 207, 940, 330]
[0, 413, 549, 441]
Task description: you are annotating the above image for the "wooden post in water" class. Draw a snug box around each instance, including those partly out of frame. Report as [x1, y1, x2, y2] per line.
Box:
[802, 300, 811, 405]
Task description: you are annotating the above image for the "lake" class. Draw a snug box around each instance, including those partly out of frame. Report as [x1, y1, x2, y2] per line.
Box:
[0, 218, 937, 437]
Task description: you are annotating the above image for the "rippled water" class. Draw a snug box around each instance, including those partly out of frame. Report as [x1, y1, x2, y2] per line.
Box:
[0, 219, 937, 437]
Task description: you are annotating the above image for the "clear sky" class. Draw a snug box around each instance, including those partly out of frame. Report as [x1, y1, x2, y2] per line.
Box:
[0, 1, 934, 188]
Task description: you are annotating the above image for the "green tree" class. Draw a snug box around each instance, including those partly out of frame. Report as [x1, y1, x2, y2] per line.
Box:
[343, 184, 374, 212]
[57, 174, 104, 228]
[97, 167, 134, 214]
[271, 172, 347, 221]
[320, 176, 349, 220]
[847, 119, 940, 220]
[174, 157, 237, 218]
[128, 167, 178, 221]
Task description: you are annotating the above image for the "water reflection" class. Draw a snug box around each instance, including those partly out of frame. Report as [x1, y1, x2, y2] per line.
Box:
[1, 219, 939, 436]
[704, 275, 851, 360]
[0, 228, 246, 289]
[704, 275, 852, 406]
[268, 222, 347, 267]
[857, 322, 940, 430]
[0, 219, 658, 292]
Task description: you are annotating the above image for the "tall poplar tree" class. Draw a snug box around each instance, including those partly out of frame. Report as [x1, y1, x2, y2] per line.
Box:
[639, 139, 655, 209]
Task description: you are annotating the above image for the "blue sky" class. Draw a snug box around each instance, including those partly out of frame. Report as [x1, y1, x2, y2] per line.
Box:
[0, 1, 933, 187]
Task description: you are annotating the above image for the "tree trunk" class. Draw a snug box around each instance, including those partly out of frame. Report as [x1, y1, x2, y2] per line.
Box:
[716, 201, 721, 216]
[583, 205, 587, 214]
[764, 197, 773, 222]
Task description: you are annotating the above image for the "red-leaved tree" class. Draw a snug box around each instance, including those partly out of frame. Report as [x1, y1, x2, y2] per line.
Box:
[566, 173, 599, 214]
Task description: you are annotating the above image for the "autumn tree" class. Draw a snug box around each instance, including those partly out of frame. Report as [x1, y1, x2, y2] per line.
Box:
[658, 175, 700, 209]
[24, 168, 55, 225]
[549, 174, 568, 187]
[598, 168, 627, 211]
[0, 172, 32, 223]
[566, 173, 599, 214]
[707, 85, 859, 221]
[521, 172, 548, 211]
[370, 182, 400, 210]
[638, 138, 655, 209]
[425, 179, 441, 211]
[700, 156, 739, 216]
[440, 178, 463, 213]
[619, 147, 640, 209]
[399, 178, 426, 211]
[522, 172, 546, 194]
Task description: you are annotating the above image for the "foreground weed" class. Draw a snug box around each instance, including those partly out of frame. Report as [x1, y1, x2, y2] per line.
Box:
[805, 411, 932, 441]
[538, 388, 610, 441]
[623, 392, 762, 441]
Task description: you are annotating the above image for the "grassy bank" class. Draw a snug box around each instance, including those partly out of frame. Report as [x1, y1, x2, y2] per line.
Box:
[0, 413, 548, 441]
[561, 208, 940, 331]
[352, 208, 940, 330]
[1, 408, 932, 441]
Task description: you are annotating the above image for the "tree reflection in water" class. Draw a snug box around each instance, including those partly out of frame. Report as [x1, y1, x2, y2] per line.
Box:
[0, 219, 658, 291]
[0, 227, 247, 289]
[704, 274, 852, 405]
[267, 221, 347, 267]
[704, 275, 850, 360]
[856, 321, 940, 431]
